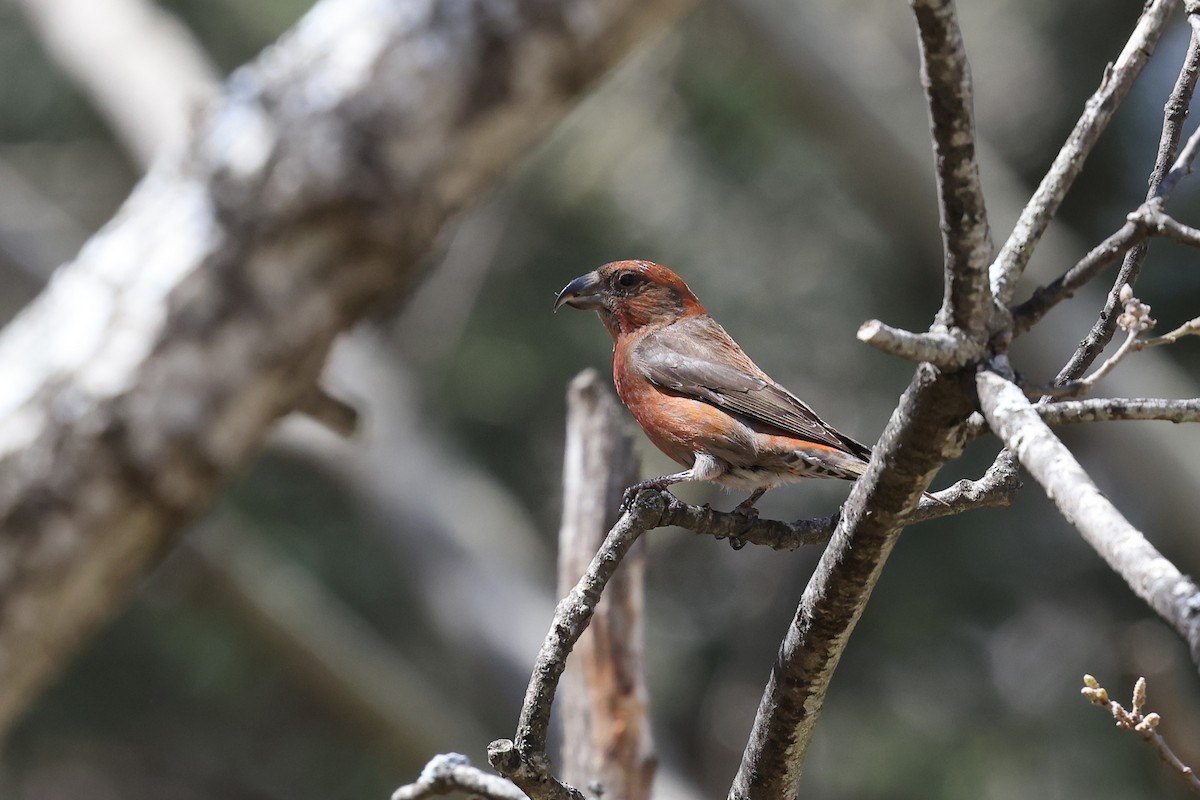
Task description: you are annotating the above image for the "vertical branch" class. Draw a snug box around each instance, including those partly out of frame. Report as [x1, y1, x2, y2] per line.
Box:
[912, 0, 993, 335]
[557, 371, 656, 800]
[728, 2, 991, 795]
[989, 0, 1175, 305]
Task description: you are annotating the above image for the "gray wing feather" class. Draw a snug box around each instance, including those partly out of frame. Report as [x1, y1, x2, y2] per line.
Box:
[635, 330, 872, 460]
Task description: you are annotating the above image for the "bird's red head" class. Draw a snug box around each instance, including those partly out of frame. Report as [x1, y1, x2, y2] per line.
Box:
[553, 260, 707, 340]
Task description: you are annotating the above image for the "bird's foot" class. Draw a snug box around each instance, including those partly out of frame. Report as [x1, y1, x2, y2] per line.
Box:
[619, 481, 668, 514]
[731, 503, 760, 520]
[726, 503, 759, 550]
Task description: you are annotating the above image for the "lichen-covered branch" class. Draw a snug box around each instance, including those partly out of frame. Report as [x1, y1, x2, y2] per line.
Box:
[0, 0, 693, 737]
[729, 366, 976, 799]
[912, 0, 993, 334]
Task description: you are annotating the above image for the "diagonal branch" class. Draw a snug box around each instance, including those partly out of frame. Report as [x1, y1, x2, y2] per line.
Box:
[0, 0, 694, 738]
[989, 0, 1175, 306]
[912, 0, 994, 335]
[488, 492, 666, 800]
[1055, 24, 1200, 380]
[977, 369, 1200, 668]
[729, 366, 976, 799]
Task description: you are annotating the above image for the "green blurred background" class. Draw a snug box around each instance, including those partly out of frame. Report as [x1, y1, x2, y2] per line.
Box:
[2, 0, 1200, 797]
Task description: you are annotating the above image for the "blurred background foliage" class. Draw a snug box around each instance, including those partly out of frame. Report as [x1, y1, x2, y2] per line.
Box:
[1, 0, 1200, 798]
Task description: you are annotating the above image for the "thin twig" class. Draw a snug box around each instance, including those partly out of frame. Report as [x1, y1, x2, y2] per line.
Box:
[977, 369, 1200, 669]
[1012, 202, 1200, 335]
[659, 467, 1016, 550]
[1011, 218, 1144, 334]
[962, 398, 1200, 439]
[1036, 285, 1200, 396]
[989, 0, 1175, 306]
[489, 492, 666, 800]
[1155, 122, 1200, 201]
[1081, 675, 1200, 794]
[1069, 327, 1140, 392]
[1055, 27, 1200, 382]
[1137, 315, 1200, 348]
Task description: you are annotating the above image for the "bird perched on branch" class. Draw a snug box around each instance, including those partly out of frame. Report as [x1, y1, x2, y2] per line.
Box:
[554, 260, 889, 514]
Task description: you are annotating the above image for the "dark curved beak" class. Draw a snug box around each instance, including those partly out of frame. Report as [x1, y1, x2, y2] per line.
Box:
[553, 271, 604, 312]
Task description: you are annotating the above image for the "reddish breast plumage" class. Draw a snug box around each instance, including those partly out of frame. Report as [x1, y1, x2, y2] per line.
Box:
[554, 260, 876, 512]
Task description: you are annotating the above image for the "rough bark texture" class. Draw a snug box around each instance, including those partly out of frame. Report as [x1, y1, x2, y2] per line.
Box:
[912, 0, 993, 335]
[729, 366, 976, 799]
[0, 0, 692, 736]
[557, 370, 655, 800]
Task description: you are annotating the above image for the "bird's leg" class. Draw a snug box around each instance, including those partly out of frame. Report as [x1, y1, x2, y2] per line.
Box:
[620, 470, 694, 512]
[732, 487, 768, 516]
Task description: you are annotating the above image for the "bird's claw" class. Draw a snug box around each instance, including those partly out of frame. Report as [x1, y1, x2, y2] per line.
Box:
[731, 504, 760, 521]
[620, 483, 664, 514]
[727, 503, 759, 550]
[619, 486, 640, 513]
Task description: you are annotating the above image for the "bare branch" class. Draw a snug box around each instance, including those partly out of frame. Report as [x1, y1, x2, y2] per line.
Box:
[1055, 25, 1200, 382]
[1081, 675, 1200, 794]
[489, 491, 667, 800]
[1013, 200, 1200, 336]
[0, 0, 694, 738]
[989, 0, 1175, 305]
[977, 369, 1200, 668]
[960, 397, 1200, 431]
[857, 319, 987, 368]
[1154, 115, 1200, 201]
[730, 366, 976, 798]
[393, 753, 530, 800]
[911, 0, 993, 333]
[1011, 218, 1144, 334]
[658, 468, 1016, 550]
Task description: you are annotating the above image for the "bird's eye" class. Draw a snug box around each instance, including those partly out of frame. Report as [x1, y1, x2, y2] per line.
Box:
[617, 272, 641, 288]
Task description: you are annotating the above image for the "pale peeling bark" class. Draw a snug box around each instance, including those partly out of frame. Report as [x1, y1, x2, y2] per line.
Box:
[0, 0, 692, 735]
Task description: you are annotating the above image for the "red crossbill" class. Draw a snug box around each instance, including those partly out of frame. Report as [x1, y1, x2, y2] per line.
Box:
[554, 260, 883, 513]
